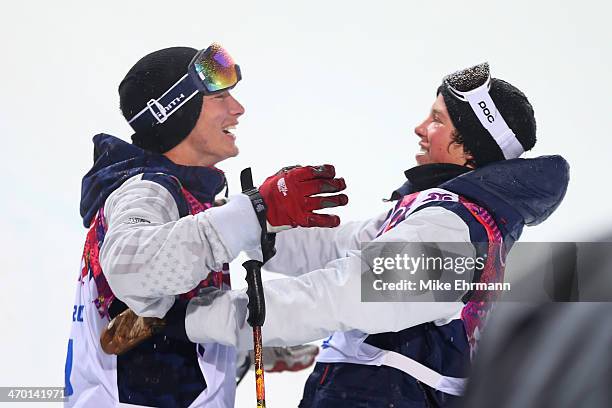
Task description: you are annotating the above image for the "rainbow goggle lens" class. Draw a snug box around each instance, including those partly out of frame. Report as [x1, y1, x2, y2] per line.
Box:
[128, 43, 241, 133]
[189, 43, 242, 94]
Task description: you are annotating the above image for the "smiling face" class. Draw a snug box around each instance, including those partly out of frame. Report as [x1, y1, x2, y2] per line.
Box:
[164, 91, 245, 167]
[414, 94, 473, 167]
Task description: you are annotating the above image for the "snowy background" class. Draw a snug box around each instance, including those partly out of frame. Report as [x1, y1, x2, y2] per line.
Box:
[0, 0, 610, 406]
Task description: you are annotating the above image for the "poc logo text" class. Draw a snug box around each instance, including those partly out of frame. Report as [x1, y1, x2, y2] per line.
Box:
[478, 101, 495, 123]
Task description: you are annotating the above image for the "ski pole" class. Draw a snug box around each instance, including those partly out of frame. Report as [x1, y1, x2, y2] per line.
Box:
[243, 259, 267, 408]
[240, 168, 276, 408]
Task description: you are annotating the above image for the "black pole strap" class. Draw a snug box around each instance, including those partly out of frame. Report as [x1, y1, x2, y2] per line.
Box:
[240, 168, 276, 327]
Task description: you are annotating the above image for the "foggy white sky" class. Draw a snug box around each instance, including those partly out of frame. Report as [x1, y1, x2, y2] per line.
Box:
[0, 0, 610, 406]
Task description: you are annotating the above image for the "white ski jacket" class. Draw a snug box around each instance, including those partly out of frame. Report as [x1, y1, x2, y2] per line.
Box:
[184, 190, 471, 350]
[68, 174, 262, 408]
[99, 175, 262, 316]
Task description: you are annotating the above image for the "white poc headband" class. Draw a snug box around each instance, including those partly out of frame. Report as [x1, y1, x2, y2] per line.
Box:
[446, 76, 524, 160]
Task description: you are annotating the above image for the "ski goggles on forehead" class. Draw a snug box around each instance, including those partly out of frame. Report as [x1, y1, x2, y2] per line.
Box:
[444, 64, 524, 160]
[128, 43, 241, 133]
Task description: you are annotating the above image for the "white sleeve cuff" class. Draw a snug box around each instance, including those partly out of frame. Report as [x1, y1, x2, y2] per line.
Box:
[201, 193, 262, 258]
[185, 288, 252, 349]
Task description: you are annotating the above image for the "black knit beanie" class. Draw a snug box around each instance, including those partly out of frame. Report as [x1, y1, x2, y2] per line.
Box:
[119, 47, 203, 153]
[438, 63, 537, 167]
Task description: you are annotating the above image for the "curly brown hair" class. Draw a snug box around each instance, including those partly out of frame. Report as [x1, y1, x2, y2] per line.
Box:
[450, 129, 477, 168]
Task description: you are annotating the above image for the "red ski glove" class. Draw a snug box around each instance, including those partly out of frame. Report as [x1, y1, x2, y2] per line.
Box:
[258, 164, 348, 232]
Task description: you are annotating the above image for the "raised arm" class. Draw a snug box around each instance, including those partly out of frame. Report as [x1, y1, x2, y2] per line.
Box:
[185, 206, 474, 349]
[255, 212, 388, 277]
[99, 174, 261, 317]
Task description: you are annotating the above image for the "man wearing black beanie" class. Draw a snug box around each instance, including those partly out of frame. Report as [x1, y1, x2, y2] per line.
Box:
[119, 46, 208, 154]
[180, 63, 569, 408]
[65, 44, 348, 407]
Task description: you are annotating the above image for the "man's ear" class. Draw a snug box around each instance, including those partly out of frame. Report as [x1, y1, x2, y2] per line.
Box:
[462, 151, 476, 169]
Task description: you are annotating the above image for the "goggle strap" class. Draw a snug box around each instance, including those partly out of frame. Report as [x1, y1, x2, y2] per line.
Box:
[128, 74, 199, 133]
[448, 80, 524, 160]
[128, 73, 189, 124]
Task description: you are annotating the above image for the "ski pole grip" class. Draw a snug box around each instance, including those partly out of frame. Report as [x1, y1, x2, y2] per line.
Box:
[243, 259, 266, 327]
[240, 167, 275, 328]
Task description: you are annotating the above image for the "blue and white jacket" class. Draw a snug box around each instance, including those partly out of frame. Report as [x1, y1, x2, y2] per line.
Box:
[186, 156, 569, 405]
[65, 134, 261, 408]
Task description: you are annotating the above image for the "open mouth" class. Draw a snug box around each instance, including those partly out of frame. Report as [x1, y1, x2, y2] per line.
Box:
[222, 125, 236, 138]
[417, 141, 429, 155]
